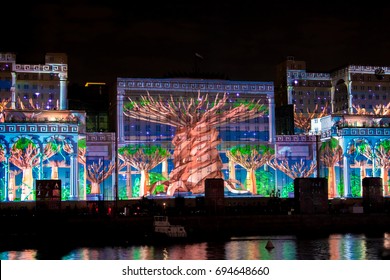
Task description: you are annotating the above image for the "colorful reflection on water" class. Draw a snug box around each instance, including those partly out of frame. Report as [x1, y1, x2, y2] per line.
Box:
[1, 233, 389, 260]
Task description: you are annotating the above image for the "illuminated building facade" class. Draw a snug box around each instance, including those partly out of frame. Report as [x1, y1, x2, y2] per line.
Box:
[312, 114, 390, 198]
[0, 52, 68, 110]
[2, 51, 390, 203]
[275, 56, 390, 133]
[115, 78, 276, 198]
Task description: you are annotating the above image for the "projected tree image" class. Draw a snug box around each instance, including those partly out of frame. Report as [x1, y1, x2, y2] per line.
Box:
[0, 145, 4, 162]
[319, 137, 343, 198]
[271, 158, 316, 179]
[47, 160, 67, 179]
[353, 102, 390, 115]
[359, 139, 390, 195]
[9, 136, 65, 200]
[123, 92, 267, 195]
[118, 144, 170, 197]
[294, 104, 328, 134]
[65, 138, 87, 199]
[226, 144, 274, 194]
[86, 158, 115, 195]
[347, 139, 372, 192]
[0, 98, 9, 123]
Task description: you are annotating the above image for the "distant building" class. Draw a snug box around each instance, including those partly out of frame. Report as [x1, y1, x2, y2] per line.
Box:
[0, 52, 68, 110]
[275, 56, 390, 133]
[68, 82, 111, 132]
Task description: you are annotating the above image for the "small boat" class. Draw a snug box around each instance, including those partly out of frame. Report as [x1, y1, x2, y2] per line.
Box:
[153, 216, 187, 238]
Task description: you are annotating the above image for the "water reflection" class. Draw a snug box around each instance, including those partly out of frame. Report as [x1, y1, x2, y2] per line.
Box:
[1, 233, 389, 260]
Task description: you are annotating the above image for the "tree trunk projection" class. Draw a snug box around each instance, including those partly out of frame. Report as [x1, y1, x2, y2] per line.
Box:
[48, 161, 68, 179]
[9, 137, 67, 201]
[126, 164, 132, 198]
[226, 144, 274, 194]
[118, 145, 169, 197]
[21, 168, 33, 200]
[382, 167, 389, 195]
[65, 139, 87, 200]
[123, 92, 267, 195]
[360, 140, 390, 195]
[319, 138, 343, 198]
[228, 160, 236, 181]
[140, 170, 150, 196]
[86, 159, 115, 195]
[8, 170, 21, 201]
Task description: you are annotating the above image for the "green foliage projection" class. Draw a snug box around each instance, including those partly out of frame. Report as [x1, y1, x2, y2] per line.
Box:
[118, 144, 169, 158]
[281, 182, 294, 198]
[351, 173, 361, 197]
[14, 137, 36, 150]
[78, 138, 86, 149]
[255, 169, 274, 196]
[230, 144, 274, 157]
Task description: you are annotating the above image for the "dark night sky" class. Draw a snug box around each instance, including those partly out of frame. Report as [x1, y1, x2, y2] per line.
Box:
[3, 1, 390, 85]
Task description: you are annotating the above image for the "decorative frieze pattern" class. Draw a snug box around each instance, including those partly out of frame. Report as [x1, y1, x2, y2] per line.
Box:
[117, 78, 273, 94]
[87, 132, 115, 142]
[338, 128, 390, 136]
[287, 71, 330, 80]
[0, 123, 79, 133]
[276, 135, 317, 142]
[14, 64, 68, 73]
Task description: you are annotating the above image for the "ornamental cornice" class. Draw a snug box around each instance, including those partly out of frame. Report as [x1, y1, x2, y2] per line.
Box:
[276, 135, 317, 142]
[337, 127, 390, 137]
[13, 64, 68, 74]
[117, 78, 273, 94]
[0, 123, 79, 133]
[86, 132, 115, 142]
[287, 70, 330, 81]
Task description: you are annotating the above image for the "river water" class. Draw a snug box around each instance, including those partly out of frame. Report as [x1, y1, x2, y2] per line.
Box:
[1, 233, 390, 260]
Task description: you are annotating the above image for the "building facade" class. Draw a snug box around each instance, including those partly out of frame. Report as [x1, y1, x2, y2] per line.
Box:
[115, 78, 276, 198]
[275, 57, 390, 132]
[0, 52, 68, 110]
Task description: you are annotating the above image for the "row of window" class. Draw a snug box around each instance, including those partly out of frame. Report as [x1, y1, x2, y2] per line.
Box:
[353, 94, 387, 100]
[17, 84, 56, 90]
[292, 99, 327, 105]
[352, 85, 387, 91]
[17, 73, 58, 80]
[351, 74, 389, 82]
[292, 91, 330, 96]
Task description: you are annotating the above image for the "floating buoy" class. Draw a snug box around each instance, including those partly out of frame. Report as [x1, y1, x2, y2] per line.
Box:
[265, 240, 274, 250]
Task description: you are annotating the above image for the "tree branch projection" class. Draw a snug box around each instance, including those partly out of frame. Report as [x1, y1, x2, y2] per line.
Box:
[123, 92, 268, 195]
[270, 158, 316, 179]
[294, 104, 328, 134]
[0, 145, 5, 162]
[0, 98, 10, 123]
[359, 140, 390, 195]
[118, 144, 169, 197]
[353, 102, 390, 115]
[319, 138, 343, 198]
[86, 158, 115, 194]
[226, 144, 274, 194]
[9, 137, 68, 200]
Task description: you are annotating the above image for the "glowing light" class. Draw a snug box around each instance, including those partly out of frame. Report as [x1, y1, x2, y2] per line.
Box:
[35, 92, 40, 96]
[84, 82, 106, 87]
